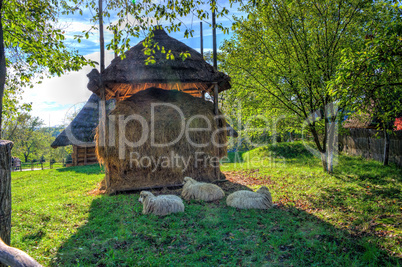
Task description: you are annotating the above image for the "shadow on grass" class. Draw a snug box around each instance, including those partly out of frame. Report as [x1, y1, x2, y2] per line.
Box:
[56, 164, 105, 175]
[335, 156, 402, 185]
[301, 156, 402, 257]
[52, 181, 400, 266]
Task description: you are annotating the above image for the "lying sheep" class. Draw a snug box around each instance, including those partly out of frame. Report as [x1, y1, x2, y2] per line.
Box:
[226, 186, 273, 209]
[138, 191, 185, 216]
[181, 177, 225, 202]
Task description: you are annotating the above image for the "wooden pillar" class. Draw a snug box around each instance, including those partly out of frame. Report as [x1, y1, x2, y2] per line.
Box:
[212, 2, 217, 70]
[200, 22, 203, 57]
[114, 29, 118, 59]
[73, 145, 78, 166]
[202, 91, 205, 100]
[213, 84, 220, 181]
[214, 83, 219, 115]
[0, 140, 13, 249]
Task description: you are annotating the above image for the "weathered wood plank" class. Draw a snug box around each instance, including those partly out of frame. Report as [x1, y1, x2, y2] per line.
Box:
[0, 238, 42, 267]
[0, 140, 12, 247]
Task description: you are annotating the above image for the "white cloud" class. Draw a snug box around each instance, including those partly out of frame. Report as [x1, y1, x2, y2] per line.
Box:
[23, 51, 115, 126]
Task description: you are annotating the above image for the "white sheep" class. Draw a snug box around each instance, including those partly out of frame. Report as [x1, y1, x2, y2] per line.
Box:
[226, 186, 273, 209]
[138, 191, 185, 216]
[181, 177, 225, 202]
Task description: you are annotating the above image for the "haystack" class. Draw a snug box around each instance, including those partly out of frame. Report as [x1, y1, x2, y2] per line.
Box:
[95, 88, 227, 191]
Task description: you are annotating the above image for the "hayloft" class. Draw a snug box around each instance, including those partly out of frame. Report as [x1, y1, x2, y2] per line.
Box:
[88, 27, 234, 192]
[95, 87, 228, 192]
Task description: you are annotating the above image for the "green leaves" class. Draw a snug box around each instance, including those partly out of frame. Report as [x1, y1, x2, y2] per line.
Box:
[332, 1, 402, 131]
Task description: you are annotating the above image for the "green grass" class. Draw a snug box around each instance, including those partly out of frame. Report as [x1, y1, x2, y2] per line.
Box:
[10, 143, 402, 266]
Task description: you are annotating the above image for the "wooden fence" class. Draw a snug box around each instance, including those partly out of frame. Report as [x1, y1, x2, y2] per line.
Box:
[11, 161, 69, 171]
[340, 129, 402, 167]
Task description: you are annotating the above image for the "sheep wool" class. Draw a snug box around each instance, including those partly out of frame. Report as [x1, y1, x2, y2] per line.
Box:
[226, 186, 273, 209]
[181, 177, 225, 202]
[139, 191, 185, 216]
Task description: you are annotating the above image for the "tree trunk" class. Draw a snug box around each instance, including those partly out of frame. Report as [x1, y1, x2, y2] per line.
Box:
[0, 0, 6, 139]
[320, 152, 328, 173]
[326, 118, 338, 174]
[383, 128, 390, 166]
[0, 140, 12, 265]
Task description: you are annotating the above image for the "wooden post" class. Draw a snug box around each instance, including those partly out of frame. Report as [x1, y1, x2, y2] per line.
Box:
[73, 145, 78, 166]
[114, 29, 118, 58]
[214, 83, 219, 115]
[0, 140, 12, 252]
[213, 83, 220, 181]
[99, 0, 105, 73]
[99, 0, 110, 192]
[212, 2, 217, 70]
[202, 91, 205, 100]
[200, 22, 203, 57]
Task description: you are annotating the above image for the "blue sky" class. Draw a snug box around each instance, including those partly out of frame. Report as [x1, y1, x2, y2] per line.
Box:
[24, 0, 243, 127]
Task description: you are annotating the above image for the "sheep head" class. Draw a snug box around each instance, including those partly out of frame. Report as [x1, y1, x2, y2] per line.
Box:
[256, 186, 270, 195]
[139, 191, 154, 203]
[183, 177, 196, 184]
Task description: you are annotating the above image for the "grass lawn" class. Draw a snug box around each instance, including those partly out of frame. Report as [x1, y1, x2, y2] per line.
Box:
[10, 142, 402, 266]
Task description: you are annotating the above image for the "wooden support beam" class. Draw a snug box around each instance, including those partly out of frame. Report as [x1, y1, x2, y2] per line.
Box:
[73, 145, 78, 166]
[212, 1, 217, 70]
[105, 87, 115, 97]
[214, 83, 219, 115]
[213, 83, 220, 181]
[200, 22, 203, 57]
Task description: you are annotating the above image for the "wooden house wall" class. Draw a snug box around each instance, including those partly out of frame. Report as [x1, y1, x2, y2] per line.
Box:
[68, 145, 98, 167]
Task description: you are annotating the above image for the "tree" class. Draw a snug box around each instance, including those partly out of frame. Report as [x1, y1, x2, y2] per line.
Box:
[221, 0, 373, 173]
[331, 1, 402, 165]
[0, 0, 95, 138]
[2, 113, 52, 162]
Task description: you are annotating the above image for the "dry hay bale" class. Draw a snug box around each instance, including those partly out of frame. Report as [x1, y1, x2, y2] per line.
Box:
[181, 177, 225, 202]
[96, 87, 227, 191]
[139, 191, 184, 216]
[226, 186, 273, 210]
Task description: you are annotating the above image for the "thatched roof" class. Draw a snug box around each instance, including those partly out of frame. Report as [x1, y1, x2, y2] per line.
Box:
[343, 110, 402, 130]
[343, 112, 376, 129]
[87, 28, 231, 100]
[51, 94, 114, 148]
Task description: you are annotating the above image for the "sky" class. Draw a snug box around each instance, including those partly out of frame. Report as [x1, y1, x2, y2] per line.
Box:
[22, 1, 243, 127]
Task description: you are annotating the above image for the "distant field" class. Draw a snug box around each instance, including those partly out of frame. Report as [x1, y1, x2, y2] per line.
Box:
[10, 142, 402, 266]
